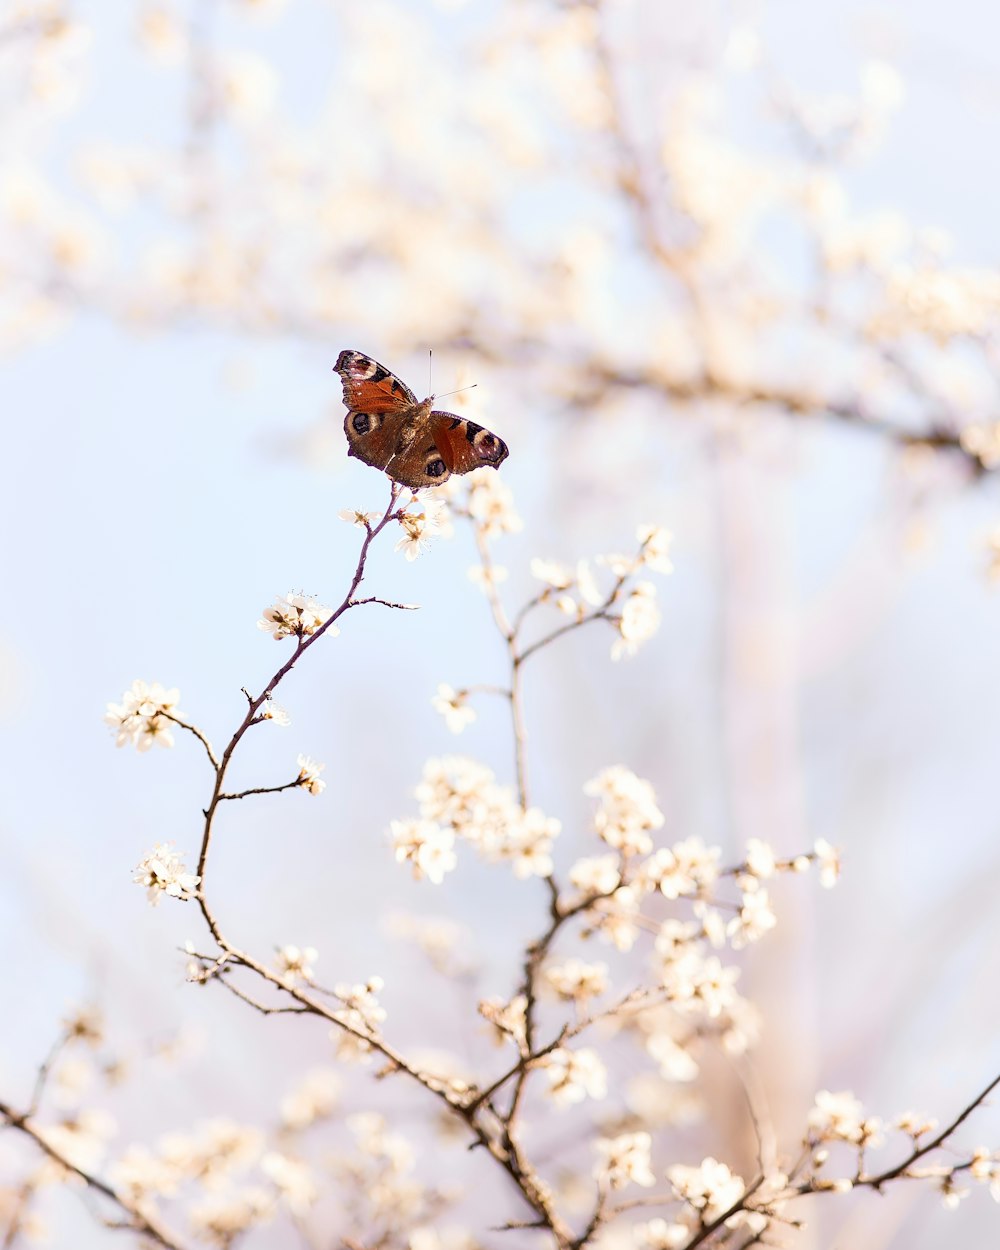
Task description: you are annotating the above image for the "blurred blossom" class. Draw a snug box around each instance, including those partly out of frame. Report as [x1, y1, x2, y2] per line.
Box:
[296, 754, 326, 795]
[220, 52, 278, 122]
[391, 819, 458, 883]
[594, 1132, 655, 1189]
[431, 684, 476, 734]
[540, 1047, 607, 1106]
[585, 766, 664, 856]
[38, 1109, 116, 1174]
[612, 581, 661, 660]
[260, 1151, 317, 1215]
[279, 1068, 341, 1130]
[479, 994, 527, 1050]
[668, 1156, 745, 1221]
[104, 680, 181, 751]
[274, 944, 318, 984]
[814, 838, 841, 887]
[137, 7, 187, 63]
[465, 472, 522, 536]
[544, 957, 608, 1003]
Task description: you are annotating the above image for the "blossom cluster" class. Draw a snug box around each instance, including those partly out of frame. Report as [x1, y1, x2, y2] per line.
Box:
[391, 756, 559, 883]
[104, 680, 181, 751]
[257, 592, 334, 641]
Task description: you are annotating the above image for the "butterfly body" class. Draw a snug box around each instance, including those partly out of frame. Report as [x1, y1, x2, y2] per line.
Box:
[334, 349, 509, 490]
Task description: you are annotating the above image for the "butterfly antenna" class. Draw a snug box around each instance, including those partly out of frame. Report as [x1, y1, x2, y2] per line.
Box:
[434, 383, 478, 402]
[428, 349, 433, 397]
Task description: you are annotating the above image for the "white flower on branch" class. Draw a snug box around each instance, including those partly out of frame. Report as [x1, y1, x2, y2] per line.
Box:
[632, 1218, 691, 1249]
[133, 843, 199, 906]
[259, 699, 290, 726]
[744, 837, 777, 879]
[395, 495, 452, 561]
[409, 756, 559, 878]
[639, 838, 720, 899]
[296, 754, 326, 795]
[893, 1109, 938, 1139]
[431, 683, 476, 733]
[569, 853, 621, 895]
[594, 1131, 656, 1189]
[274, 944, 318, 985]
[611, 581, 661, 660]
[585, 765, 664, 856]
[668, 1156, 745, 1221]
[727, 886, 777, 948]
[465, 470, 522, 536]
[940, 1174, 970, 1209]
[587, 886, 642, 951]
[479, 994, 528, 1050]
[257, 592, 335, 641]
[108, 1144, 180, 1202]
[396, 514, 432, 562]
[808, 1090, 881, 1146]
[636, 523, 675, 574]
[332, 977, 387, 1038]
[39, 1109, 117, 1175]
[338, 507, 381, 528]
[814, 838, 842, 887]
[530, 557, 574, 589]
[506, 806, 560, 878]
[657, 942, 742, 1019]
[544, 957, 608, 1003]
[104, 679, 181, 751]
[391, 819, 458, 883]
[189, 1188, 274, 1243]
[540, 1047, 607, 1106]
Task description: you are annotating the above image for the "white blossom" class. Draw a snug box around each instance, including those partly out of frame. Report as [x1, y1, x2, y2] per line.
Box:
[133, 843, 199, 906]
[594, 1131, 655, 1189]
[104, 680, 181, 751]
[540, 1047, 607, 1105]
[258, 593, 335, 641]
[275, 944, 318, 984]
[391, 819, 458, 883]
[297, 754, 326, 795]
[431, 684, 476, 733]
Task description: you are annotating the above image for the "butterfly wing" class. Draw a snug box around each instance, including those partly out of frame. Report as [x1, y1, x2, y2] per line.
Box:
[334, 349, 418, 412]
[381, 426, 457, 491]
[335, 349, 419, 477]
[428, 411, 509, 475]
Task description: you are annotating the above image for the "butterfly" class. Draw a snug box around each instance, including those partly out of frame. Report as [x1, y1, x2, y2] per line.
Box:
[334, 349, 509, 490]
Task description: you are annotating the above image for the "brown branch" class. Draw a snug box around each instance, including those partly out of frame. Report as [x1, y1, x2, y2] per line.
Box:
[195, 479, 401, 888]
[159, 712, 219, 769]
[0, 1101, 189, 1250]
[858, 1069, 1000, 1190]
[217, 778, 304, 802]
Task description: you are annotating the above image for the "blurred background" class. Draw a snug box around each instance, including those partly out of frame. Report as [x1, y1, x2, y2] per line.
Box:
[3, 0, 1000, 1245]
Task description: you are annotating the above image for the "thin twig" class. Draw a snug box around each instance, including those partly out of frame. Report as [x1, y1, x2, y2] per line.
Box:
[160, 712, 219, 769]
[218, 779, 303, 802]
